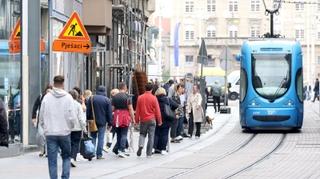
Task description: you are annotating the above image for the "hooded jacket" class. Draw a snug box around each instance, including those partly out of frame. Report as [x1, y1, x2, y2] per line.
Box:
[86, 86, 112, 127]
[0, 99, 8, 147]
[39, 87, 76, 136]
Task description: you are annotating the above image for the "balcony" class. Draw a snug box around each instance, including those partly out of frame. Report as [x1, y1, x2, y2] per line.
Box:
[203, 37, 247, 47]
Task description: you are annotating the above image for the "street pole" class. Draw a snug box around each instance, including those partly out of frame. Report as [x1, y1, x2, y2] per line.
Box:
[224, 46, 228, 107]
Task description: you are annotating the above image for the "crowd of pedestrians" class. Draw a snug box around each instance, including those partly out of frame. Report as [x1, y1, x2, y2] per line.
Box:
[0, 75, 207, 179]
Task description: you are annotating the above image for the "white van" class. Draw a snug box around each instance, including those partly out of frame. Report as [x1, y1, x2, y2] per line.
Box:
[227, 70, 240, 100]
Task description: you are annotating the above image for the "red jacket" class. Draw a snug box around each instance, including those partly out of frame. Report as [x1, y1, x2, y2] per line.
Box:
[135, 91, 162, 124]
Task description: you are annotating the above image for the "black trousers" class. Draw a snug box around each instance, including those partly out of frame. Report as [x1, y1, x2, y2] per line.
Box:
[170, 118, 178, 139]
[213, 96, 220, 112]
[188, 112, 202, 137]
[71, 131, 82, 160]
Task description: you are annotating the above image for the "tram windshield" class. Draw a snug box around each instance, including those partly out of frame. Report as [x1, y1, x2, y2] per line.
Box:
[252, 53, 291, 100]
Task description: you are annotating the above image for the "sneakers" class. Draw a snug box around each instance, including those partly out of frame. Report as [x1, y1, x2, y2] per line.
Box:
[71, 159, 76, 167]
[118, 152, 126, 158]
[175, 136, 183, 141]
[160, 150, 168, 155]
[103, 146, 109, 153]
[96, 156, 105, 160]
[137, 147, 143, 157]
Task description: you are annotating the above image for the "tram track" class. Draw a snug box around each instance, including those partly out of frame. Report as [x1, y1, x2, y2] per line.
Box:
[223, 133, 287, 179]
[168, 133, 257, 179]
[167, 133, 287, 179]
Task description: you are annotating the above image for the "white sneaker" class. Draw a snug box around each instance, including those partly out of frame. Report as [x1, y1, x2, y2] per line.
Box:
[71, 159, 76, 167]
[161, 150, 168, 155]
[118, 152, 126, 158]
[176, 136, 183, 141]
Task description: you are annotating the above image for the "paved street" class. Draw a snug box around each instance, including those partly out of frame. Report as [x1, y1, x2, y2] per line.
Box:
[1, 101, 320, 179]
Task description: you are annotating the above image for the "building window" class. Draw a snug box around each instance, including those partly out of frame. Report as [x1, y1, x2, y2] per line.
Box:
[185, 1, 194, 13]
[207, 25, 216, 38]
[295, 29, 304, 39]
[251, 0, 260, 11]
[185, 30, 194, 40]
[250, 26, 260, 37]
[229, 0, 238, 12]
[295, 2, 304, 11]
[207, 0, 216, 12]
[207, 30, 216, 38]
[185, 55, 194, 63]
[228, 25, 238, 38]
[318, 56, 320, 65]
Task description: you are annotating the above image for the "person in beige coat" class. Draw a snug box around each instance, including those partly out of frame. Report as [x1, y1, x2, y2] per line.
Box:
[187, 84, 204, 138]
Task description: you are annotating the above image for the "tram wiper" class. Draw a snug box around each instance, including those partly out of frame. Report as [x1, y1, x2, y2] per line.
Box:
[269, 72, 288, 102]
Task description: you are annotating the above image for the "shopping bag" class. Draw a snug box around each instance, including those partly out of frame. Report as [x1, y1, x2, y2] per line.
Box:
[80, 133, 95, 161]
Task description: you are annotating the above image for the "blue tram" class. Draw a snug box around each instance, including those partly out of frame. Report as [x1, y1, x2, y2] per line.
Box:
[239, 39, 303, 130]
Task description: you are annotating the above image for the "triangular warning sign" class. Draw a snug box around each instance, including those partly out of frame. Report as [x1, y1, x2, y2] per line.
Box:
[58, 12, 90, 40]
[9, 18, 21, 40]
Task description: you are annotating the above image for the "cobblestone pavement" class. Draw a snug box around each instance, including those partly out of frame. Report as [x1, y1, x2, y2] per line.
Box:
[1, 101, 320, 179]
[124, 101, 320, 179]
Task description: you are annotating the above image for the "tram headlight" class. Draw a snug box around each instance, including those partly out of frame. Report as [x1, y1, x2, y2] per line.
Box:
[250, 100, 259, 106]
[285, 100, 294, 107]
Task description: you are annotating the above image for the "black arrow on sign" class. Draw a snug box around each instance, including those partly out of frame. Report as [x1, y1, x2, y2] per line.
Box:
[84, 44, 90, 49]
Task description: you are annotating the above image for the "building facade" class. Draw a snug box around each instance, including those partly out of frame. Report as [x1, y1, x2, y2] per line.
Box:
[169, 0, 320, 85]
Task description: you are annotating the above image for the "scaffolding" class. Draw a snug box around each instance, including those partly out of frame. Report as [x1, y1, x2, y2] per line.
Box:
[110, 0, 149, 92]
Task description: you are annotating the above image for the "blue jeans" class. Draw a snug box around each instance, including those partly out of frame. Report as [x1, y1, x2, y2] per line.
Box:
[176, 117, 184, 136]
[114, 127, 129, 153]
[46, 135, 71, 179]
[91, 126, 106, 157]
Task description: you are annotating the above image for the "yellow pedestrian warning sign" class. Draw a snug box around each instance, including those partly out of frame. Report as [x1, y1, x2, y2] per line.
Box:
[53, 11, 91, 53]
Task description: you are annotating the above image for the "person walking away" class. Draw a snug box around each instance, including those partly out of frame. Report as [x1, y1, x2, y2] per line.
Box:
[39, 75, 77, 179]
[86, 85, 112, 159]
[112, 83, 135, 158]
[0, 99, 9, 147]
[212, 80, 222, 113]
[104, 88, 119, 152]
[69, 90, 87, 167]
[312, 78, 319, 102]
[154, 87, 179, 154]
[32, 84, 53, 157]
[187, 85, 204, 139]
[135, 82, 162, 157]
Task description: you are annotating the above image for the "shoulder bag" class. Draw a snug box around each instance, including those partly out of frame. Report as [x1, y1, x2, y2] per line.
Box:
[88, 96, 98, 132]
[164, 98, 175, 121]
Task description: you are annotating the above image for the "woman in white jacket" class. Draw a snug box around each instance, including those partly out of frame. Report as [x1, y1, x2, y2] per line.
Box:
[187, 84, 204, 138]
[69, 90, 87, 167]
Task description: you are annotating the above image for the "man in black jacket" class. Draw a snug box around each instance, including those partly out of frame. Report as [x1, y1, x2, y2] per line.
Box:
[86, 86, 112, 159]
[0, 99, 8, 147]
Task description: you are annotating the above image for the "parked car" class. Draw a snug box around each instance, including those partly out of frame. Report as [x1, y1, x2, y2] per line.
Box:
[227, 70, 240, 100]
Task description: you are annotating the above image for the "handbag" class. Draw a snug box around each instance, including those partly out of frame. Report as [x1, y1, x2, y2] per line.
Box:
[164, 98, 175, 121]
[88, 96, 98, 132]
[80, 132, 95, 160]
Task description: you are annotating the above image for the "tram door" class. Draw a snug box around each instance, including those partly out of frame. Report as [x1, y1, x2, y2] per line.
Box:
[86, 47, 107, 93]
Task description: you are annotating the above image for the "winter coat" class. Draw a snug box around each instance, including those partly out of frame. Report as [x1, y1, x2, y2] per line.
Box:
[0, 99, 8, 147]
[157, 95, 179, 128]
[86, 86, 112, 127]
[72, 100, 87, 132]
[39, 87, 77, 136]
[187, 93, 204, 123]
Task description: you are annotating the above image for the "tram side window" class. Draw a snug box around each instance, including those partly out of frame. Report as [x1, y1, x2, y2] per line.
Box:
[240, 68, 247, 102]
[296, 68, 303, 102]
